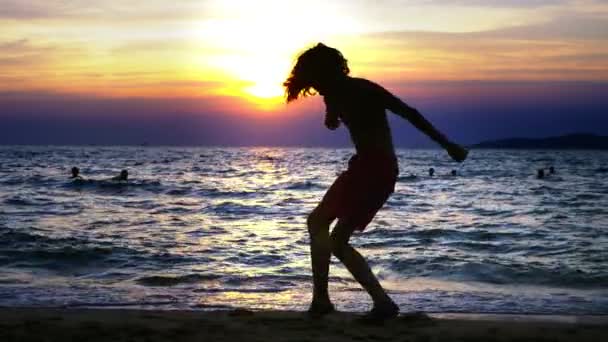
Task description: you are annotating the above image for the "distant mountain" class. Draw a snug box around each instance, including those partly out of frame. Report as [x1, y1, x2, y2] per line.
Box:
[473, 133, 608, 150]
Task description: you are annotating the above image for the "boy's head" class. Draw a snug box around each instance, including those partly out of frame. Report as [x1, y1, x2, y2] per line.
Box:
[120, 169, 128, 180]
[71, 167, 79, 178]
[284, 43, 349, 102]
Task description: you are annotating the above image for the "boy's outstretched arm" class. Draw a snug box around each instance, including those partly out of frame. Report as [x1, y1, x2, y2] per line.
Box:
[381, 88, 468, 162]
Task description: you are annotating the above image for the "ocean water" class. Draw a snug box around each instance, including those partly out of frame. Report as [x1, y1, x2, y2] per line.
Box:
[0, 146, 607, 314]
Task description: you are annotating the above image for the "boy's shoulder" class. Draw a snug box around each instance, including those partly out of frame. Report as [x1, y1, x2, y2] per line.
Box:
[347, 77, 387, 97]
[348, 77, 380, 88]
[349, 77, 384, 91]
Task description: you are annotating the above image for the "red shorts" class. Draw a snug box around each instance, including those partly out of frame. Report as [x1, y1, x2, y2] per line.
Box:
[318, 152, 398, 231]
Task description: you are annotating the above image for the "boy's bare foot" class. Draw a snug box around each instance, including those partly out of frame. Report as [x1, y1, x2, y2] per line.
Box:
[358, 302, 399, 324]
[307, 301, 336, 318]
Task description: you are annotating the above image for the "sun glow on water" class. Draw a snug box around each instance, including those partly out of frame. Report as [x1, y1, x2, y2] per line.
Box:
[2, 146, 607, 314]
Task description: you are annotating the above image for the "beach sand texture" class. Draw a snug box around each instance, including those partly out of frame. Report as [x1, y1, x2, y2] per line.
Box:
[0, 308, 606, 342]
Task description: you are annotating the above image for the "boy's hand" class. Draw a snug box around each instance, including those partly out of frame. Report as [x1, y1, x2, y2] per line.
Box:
[445, 143, 468, 163]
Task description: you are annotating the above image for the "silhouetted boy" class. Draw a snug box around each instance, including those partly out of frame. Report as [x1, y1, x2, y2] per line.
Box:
[284, 43, 468, 321]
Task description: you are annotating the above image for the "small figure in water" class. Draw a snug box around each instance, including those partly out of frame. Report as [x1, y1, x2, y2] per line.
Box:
[428, 167, 435, 177]
[112, 169, 128, 182]
[549, 166, 555, 174]
[451, 169, 457, 176]
[70, 167, 81, 179]
[537, 168, 545, 179]
[284, 43, 468, 321]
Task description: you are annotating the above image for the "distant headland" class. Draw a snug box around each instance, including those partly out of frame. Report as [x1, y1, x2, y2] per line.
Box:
[472, 133, 608, 150]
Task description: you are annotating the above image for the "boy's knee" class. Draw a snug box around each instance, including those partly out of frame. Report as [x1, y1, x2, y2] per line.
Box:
[329, 235, 349, 259]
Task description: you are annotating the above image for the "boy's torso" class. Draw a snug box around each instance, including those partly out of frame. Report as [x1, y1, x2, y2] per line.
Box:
[325, 77, 396, 155]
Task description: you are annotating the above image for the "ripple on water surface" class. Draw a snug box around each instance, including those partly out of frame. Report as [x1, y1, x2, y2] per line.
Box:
[0, 146, 607, 313]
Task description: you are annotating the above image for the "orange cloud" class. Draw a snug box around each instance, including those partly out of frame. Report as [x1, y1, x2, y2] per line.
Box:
[0, 0, 606, 115]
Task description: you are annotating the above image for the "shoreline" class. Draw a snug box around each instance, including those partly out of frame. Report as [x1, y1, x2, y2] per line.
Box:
[1, 308, 606, 342]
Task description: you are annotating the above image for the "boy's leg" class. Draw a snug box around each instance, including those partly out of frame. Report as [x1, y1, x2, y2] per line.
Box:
[307, 207, 334, 313]
[330, 220, 397, 312]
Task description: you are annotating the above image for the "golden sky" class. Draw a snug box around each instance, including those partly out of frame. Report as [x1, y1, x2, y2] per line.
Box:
[1, 0, 607, 108]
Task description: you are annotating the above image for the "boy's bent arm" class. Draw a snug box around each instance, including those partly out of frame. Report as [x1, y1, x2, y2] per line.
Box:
[382, 90, 451, 148]
[379, 85, 468, 162]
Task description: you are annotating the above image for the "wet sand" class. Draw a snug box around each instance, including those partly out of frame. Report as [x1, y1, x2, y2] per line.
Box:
[0, 308, 606, 342]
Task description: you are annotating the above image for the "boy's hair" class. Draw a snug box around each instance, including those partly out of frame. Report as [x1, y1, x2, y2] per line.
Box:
[284, 43, 350, 102]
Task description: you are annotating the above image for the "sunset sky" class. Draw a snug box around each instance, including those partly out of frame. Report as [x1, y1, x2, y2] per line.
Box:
[1, 0, 607, 146]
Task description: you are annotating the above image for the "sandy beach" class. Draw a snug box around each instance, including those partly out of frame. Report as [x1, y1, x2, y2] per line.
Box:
[0, 308, 606, 342]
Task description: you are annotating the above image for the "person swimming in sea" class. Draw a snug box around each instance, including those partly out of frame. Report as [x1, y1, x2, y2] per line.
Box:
[451, 169, 457, 176]
[428, 167, 435, 177]
[537, 168, 545, 179]
[70, 167, 82, 179]
[111, 169, 128, 182]
[284, 43, 468, 321]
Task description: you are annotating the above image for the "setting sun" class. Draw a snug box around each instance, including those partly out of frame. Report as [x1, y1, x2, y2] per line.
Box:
[245, 82, 284, 100]
[199, 0, 362, 103]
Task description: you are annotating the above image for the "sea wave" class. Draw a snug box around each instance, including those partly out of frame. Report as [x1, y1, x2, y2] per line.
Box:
[1, 146, 607, 314]
[135, 274, 221, 286]
[282, 181, 324, 190]
[388, 257, 608, 288]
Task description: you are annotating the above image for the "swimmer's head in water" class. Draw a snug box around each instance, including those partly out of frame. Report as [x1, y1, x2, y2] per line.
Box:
[537, 169, 545, 179]
[451, 170, 457, 176]
[284, 43, 350, 102]
[429, 168, 435, 176]
[71, 167, 79, 178]
[120, 169, 128, 181]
